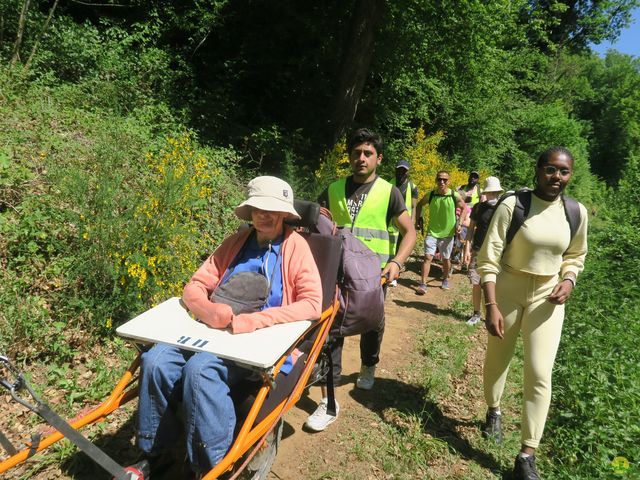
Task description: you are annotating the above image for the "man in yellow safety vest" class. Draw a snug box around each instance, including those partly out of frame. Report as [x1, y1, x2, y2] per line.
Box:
[389, 159, 418, 286]
[305, 128, 416, 432]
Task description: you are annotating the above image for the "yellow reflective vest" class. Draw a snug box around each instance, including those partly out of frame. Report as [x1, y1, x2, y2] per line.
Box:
[388, 178, 414, 250]
[391, 178, 415, 215]
[328, 177, 396, 268]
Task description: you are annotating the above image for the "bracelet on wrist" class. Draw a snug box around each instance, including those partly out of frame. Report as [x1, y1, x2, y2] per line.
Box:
[485, 301, 498, 306]
[389, 259, 404, 271]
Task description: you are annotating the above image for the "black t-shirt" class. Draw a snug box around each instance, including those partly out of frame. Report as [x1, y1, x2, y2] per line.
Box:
[317, 176, 407, 227]
[470, 200, 498, 251]
[397, 179, 419, 200]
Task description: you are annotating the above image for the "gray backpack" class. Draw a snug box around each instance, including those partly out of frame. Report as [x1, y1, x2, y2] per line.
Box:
[315, 215, 385, 337]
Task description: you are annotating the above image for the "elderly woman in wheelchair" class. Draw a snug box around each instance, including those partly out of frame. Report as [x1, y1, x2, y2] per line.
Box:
[130, 176, 322, 478]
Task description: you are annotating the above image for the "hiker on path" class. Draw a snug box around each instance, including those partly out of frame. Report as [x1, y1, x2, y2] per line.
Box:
[452, 201, 472, 273]
[131, 176, 322, 478]
[306, 128, 416, 432]
[477, 147, 588, 480]
[389, 159, 419, 287]
[414, 171, 468, 293]
[458, 170, 485, 207]
[463, 176, 504, 326]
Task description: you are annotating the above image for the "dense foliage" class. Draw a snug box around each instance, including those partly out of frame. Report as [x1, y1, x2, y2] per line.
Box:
[545, 157, 640, 478]
[0, 69, 244, 360]
[1, 0, 639, 187]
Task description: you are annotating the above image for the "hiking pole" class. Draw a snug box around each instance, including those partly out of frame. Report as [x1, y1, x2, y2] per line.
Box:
[0, 354, 136, 480]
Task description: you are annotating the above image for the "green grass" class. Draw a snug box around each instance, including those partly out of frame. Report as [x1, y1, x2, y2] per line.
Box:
[542, 221, 640, 479]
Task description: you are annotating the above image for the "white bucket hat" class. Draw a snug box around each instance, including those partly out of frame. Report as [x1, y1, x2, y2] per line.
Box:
[234, 176, 300, 221]
[483, 176, 504, 194]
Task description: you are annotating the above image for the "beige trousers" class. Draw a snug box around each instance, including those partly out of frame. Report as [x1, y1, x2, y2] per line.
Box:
[483, 267, 565, 448]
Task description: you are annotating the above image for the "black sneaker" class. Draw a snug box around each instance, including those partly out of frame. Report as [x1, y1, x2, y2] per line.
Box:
[481, 410, 502, 444]
[513, 454, 541, 480]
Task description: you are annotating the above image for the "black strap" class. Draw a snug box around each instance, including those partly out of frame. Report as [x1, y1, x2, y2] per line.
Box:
[325, 343, 337, 417]
[3, 362, 133, 480]
[506, 190, 531, 245]
[0, 429, 18, 456]
[33, 402, 132, 480]
[504, 189, 581, 246]
[562, 195, 581, 240]
[428, 189, 456, 203]
[27, 432, 41, 459]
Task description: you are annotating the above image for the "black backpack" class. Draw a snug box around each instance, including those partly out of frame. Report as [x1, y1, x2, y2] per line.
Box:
[498, 189, 582, 246]
[428, 189, 457, 205]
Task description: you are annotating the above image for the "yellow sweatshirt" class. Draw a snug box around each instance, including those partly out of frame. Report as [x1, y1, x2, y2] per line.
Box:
[477, 193, 588, 284]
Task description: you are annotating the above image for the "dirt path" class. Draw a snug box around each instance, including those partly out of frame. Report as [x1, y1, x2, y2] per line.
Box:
[268, 262, 491, 480]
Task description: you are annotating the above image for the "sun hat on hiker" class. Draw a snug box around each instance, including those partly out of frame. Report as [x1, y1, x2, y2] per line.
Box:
[234, 176, 300, 221]
[482, 176, 504, 194]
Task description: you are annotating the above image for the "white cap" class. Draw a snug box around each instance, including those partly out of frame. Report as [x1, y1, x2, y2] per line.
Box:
[234, 176, 300, 221]
[483, 176, 504, 194]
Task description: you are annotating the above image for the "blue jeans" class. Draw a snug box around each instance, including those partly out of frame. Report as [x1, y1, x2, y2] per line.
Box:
[137, 344, 248, 472]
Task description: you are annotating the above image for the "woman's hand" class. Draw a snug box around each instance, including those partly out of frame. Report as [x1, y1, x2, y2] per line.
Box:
[485, 304, 505, 339]
[547, 279, 574, 305]
[201, 303, 233, 329]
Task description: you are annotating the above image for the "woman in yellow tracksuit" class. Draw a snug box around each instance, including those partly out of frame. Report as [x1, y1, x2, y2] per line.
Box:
[477, 147, 588, 480]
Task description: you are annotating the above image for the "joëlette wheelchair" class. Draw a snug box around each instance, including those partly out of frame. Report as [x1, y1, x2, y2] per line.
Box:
[0, 200, 342, 479]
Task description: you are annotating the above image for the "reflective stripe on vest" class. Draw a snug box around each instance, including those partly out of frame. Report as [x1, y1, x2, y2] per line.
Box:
[328, 177, 394, 268]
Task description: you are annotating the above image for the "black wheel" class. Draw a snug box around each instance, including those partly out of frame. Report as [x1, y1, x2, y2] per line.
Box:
[236, 419, 283, 480]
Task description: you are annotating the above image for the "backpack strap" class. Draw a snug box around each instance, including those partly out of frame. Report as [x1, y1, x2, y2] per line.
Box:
[561, 194, 581, 241]
[505, 189, 532, 245]
[428, 189, 456, 203]
[504, 189, 581, 246]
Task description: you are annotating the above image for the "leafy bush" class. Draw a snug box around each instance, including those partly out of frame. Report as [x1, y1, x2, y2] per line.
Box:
[71, 133, 244, 323]
[0, 69, 243, 360]
[545, 168, 640, 478]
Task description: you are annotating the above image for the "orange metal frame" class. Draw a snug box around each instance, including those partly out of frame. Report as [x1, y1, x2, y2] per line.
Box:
[0, 301, 338, 480]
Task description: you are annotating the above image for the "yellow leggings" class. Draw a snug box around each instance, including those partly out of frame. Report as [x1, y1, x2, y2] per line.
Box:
[483, 267, 564, 448]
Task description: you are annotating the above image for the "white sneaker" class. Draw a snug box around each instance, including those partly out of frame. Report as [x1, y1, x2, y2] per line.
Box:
[356, 365, 376, 390]
[466, 313, 482, 326]
[304, 398, 339, 432]
[389, 279, 398, 287]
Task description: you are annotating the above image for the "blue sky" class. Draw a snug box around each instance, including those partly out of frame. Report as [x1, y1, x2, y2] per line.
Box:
[590, 7, 640, 57]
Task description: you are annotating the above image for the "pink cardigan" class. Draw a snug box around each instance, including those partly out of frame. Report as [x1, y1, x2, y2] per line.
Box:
[182, 227, 322, 334]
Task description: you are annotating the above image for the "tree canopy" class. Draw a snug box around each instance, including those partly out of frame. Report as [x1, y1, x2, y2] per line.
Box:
[1, 0, 639, 185]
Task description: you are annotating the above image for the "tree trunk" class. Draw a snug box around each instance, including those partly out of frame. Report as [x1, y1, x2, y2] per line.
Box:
[10, 0, 31, 67]
[1, 14, 5, 51]
[325, 0, 384, 148]
[25, 0, 60, 72]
